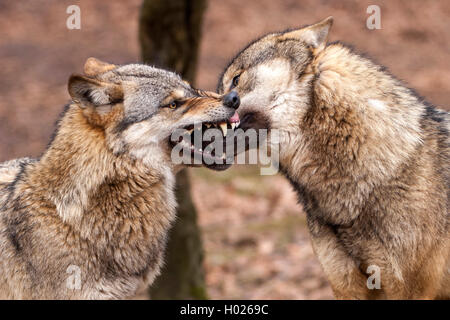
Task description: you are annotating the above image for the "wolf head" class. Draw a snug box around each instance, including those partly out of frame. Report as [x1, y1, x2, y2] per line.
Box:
[69, 58, 240, 171]
[219, 17, 425, 183]
[218, 17, 332, 136]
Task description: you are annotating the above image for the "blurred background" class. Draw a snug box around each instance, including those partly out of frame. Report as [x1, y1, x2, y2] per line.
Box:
[0, 0, 448, 299]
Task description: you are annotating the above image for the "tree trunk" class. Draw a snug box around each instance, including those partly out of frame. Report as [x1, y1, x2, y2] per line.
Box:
[139, 0, 208, 300]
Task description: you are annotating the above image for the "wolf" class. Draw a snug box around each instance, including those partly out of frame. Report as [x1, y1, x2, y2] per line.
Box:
[219, 17, 449, 299]
[0, 57, 240, 299]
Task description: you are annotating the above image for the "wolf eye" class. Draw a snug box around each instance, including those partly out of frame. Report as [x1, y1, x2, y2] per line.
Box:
[168, 101, 178, 109]
[231, 75, 240, 89]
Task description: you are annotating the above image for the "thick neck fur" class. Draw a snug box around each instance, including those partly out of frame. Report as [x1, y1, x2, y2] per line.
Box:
[0, 104, 178, 298]
[9, 105, 177, 293]
[279, 43, 426, 225]
[27, 105, 176, 227]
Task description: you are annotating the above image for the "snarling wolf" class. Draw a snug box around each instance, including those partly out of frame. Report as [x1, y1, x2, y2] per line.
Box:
[219, 17, 449, 299]
[0, 58, 239, 299]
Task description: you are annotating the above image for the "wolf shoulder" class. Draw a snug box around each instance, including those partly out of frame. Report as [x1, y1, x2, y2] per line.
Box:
[0, 157, 36, 203]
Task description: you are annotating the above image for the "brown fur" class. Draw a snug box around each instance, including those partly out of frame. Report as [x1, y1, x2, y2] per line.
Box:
[0, 58, 237, 299]
[219, 17, 449, 299]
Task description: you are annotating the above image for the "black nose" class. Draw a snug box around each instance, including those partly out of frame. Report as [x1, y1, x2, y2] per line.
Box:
[223, 91, 240, 110]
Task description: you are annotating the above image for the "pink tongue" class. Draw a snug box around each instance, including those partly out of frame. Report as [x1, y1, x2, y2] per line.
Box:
[229, 111, 240, 123]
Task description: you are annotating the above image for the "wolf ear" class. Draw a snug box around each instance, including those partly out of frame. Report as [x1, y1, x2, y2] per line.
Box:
[84, 57, 117, 76]
[280, 16, 333, 51]
[68, 74, 123, 108]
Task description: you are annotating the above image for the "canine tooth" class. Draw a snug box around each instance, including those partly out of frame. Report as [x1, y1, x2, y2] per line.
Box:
[187, 129, 193, 134]
[205, 123, 211, 128]
[230, 123, 236, 130]
[219, 123, 227, 136]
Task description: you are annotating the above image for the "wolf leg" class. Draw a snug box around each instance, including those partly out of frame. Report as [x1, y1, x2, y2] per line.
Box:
[435, 244, 450, 299]
[413, 245, 449, 300]
[307, 218, 375, 299]
[436, 265, 450, 299]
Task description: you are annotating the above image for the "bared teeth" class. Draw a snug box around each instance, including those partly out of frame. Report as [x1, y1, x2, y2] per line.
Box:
[230, 123, 236, 130]
[205, 123, 211, 128]
[186, 128, 193, 135]
[219, 122, 227, 136]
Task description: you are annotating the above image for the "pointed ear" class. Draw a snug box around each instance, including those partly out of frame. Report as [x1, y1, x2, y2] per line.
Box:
[68, 74, 123, 108]
[83, 57, 117, 76]
[280, 16, 333, 51]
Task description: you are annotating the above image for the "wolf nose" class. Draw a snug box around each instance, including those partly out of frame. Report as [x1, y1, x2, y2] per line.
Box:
[223, 91, 240, 110]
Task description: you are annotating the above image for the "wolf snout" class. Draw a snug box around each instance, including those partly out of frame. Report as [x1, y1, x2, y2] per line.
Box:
[223, 91, 240, 110]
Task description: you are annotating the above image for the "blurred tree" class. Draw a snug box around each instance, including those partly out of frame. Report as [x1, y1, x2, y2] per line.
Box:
[139, 0, 208, 299]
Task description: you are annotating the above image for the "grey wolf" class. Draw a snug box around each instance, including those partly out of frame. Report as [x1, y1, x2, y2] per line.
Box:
[0, 58, 239, 299]
[219, 17, 449, 299]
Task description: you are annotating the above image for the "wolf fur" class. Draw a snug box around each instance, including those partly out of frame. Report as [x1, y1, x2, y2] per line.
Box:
[0, 58, 237, 299]
[219, 17, 449, 299]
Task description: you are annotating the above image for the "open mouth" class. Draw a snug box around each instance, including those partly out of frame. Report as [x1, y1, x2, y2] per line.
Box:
[169, 112, 241, 170]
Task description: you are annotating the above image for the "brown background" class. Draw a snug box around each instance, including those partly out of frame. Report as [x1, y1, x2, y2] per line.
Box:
[0, 0, 448, 299]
